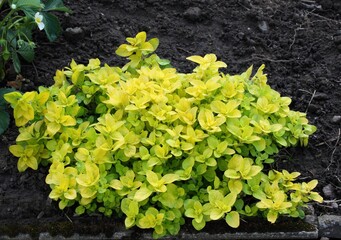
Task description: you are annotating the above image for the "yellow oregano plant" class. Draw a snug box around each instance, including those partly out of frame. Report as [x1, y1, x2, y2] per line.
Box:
[5, 32, 323, 238]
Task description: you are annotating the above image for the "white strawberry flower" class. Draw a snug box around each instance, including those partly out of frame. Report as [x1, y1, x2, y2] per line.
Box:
[34, 12, 45, 30]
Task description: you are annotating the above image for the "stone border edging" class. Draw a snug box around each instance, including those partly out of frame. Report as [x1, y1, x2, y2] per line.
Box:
[0, 214, 340, 239]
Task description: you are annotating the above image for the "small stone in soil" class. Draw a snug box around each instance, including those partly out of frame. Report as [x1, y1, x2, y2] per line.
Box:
[64, 27, 85, 43]
[183, 7, 203, 22]
[334, 35, 341, 45]
[322, 184, 336, 199]
[331, 115, 341, 124]
[258, 20, 269, 33]
[237, 32, 245, 40]
[331, 202, 338, 209]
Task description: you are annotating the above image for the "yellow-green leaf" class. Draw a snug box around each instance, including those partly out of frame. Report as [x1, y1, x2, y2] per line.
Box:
[267, 210, 278, 223]
[228, 179, 243, 194]
[64, 189, 77, 200]
[225, 211, 240, 228]
[134, 186, 153, 202]
[116, 44, 133, 57]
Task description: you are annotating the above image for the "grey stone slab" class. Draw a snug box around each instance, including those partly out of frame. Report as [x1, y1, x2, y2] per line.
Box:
[318, 214, 341, 238]
[0, 216, 320, 240]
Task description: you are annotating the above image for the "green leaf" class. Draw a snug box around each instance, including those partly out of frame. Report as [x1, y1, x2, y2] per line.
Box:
[208, 190, 224, 203]
[41, 12, 61, 41]
[252, 139, 266, 152]
[17, 41, 34, 62]
[157, 58, 170, 66]
[75, 205, 85, 215]
[203, 169, 216, 182]
[224, 169, 239, 179]
[228, 179, 243, 194]
[64, 189, 77, 200]
[121, 198, 139, 217]
[267, 210, 278, 223]
[206, 158, 217, 167]
[162, 173, 179, 184]
[225, 211, 240, 228]
[276, 137, 287, 147]
[11, 51, 21, 73]
[125, 217, 135, 228]
[207, 136, 219, 149]
[15, 0, 41, 8]
[44, 0, 71, 12]
[138, 214, 156, 229]
[196, 163, 207, 175]
[224, 193, 237, 207]
[22, 8, 38, 18]
[110, 179, 123, 190]
[148, 38, 159, 51]
[134, 186, 153, 202]
[253, 190, 267, 200]
[182, 157, 194, 169]
[146, 170, 159, 185]
[234, 199, 244, 211]
[116, 44, 133, 57]
[58, 199, 68, 210]
[140, 42, 154, 52]
[192, 218, 206, 231]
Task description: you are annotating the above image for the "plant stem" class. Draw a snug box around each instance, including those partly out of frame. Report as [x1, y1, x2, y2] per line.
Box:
[7, 15, 24, 29]
[0, 8, 15, 29]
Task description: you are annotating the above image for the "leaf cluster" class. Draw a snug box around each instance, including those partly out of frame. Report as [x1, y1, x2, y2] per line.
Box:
[5, 32, 322, 238]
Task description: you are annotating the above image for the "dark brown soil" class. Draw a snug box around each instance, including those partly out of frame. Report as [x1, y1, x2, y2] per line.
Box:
[1, 0, 341, 237]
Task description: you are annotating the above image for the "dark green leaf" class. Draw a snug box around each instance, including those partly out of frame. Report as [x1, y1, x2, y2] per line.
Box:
[11, 51, 21, 73]
[18, 22, 35, 40]
[15, 0, 41, 8]
[44, 0, 71, 13]
[21, 6, 40, 18]
[6, 29, 17, 48]
[41, 12, 61, 41]
[17, 41, 35, 62]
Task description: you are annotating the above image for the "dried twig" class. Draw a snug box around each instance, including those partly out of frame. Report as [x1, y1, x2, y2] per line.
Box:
[237, 1, 250, 11]
[251, 54, 296, 63]
[289, 27, 305, 50]
[325, 128, 341, 172]
[32, 61, 39, 79]
[316, 203, 338, 208]
[304, 89, 316, 113]
[323, 199, 341, 203]
[64, 213, 73, 223]
[307, 11, 341, 24]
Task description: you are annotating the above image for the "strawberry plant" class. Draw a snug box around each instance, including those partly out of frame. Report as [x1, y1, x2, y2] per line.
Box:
[0, 0, 70, 81]
[5, 32, 323, 238]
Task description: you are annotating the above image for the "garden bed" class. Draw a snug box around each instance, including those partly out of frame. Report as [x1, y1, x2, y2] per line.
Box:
[0, 0, 340, 239]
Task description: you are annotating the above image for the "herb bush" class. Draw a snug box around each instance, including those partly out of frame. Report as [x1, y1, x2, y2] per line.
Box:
[5, 32, 322, 238]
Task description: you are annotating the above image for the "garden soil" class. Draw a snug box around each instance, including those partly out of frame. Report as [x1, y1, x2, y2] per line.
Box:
[1, 0, 341, 237]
